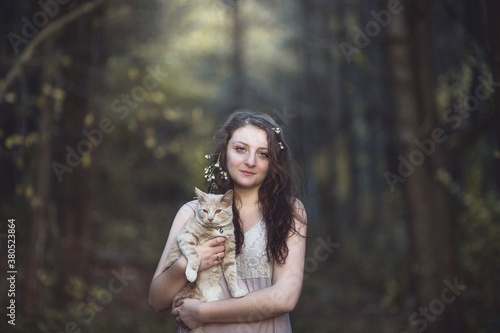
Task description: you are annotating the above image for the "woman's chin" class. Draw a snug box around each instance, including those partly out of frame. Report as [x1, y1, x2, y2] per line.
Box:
[233, 180, 261, 190]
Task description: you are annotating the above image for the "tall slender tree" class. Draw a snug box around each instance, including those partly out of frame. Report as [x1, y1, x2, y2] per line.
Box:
[484, 0, 500, 188]
[410, 2, 465, 331]
[228, 0, 246, 111]
[25, 40, 56, 316]
[387, 3, 465, 332]
[56, 5, 106, 299]
[387, 8, 440, 333]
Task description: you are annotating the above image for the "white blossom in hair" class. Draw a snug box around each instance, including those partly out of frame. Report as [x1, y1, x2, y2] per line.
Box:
[272, 127, 285, 150]
[204, 153, 228, 181]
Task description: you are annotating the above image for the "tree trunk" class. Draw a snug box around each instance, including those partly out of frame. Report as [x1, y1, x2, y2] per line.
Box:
[229, 0, 245, 111]
[25, 40, 55, 316]
[387, 10, 443, 333]
[296, 0, 335, 229]
[59, 8, 103, 289]
[410, 2, 466, 331]
[485, 0, 500, 188]
[76, 12, 103, 278]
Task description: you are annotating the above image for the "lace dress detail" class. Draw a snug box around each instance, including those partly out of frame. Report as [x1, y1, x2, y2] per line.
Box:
[237, 218, 272, 279]
[177, 219, 292, 333]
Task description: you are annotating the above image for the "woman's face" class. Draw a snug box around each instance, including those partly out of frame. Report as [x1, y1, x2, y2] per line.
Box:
[225, 125, 270, 191]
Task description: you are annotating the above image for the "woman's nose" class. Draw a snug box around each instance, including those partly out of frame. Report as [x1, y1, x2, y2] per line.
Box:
[245, 154, 256, 167]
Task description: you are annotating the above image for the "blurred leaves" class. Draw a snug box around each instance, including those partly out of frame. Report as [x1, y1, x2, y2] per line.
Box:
[1, 0, 499, 332]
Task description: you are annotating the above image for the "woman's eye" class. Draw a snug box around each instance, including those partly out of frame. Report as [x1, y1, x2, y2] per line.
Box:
[259, 152, 269, 158]
[236, 146, 245, 152]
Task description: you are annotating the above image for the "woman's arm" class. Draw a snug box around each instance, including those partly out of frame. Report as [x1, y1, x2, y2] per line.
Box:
[173, 200, 307, 328]
[149, 201, 227, 312]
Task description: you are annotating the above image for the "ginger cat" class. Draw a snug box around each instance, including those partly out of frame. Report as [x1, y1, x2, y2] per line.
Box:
[163, 187, 247, 332]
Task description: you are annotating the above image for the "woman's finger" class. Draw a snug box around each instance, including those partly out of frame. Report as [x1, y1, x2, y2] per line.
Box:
[198, 239, 226, 271]
[205, 237, 225, 247]
[212, 244, 225, 254]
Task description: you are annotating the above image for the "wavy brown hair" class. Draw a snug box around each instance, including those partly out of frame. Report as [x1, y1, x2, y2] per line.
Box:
[206, 110, 305, 265]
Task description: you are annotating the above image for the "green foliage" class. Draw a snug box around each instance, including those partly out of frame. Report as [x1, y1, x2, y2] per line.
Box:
[437, 142, 500, 329]
[1, 0, 499, 332]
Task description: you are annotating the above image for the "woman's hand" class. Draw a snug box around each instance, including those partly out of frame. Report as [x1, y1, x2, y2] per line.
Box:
[172, 298, 205, 329]
[197, 237, 226, 272]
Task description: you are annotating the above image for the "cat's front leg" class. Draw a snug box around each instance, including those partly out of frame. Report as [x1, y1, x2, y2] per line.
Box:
[222, 251, 247, 298]
[185, 262, 199, 283]
[178, 236, 202, 282]
[231, 287, 247, 298]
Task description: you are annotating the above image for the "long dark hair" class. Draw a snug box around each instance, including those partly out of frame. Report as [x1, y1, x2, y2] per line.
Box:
[206, 109, 304, 265]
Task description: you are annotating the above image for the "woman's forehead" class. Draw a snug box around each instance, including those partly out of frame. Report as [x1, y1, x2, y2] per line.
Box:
[230, 125, 268, 148]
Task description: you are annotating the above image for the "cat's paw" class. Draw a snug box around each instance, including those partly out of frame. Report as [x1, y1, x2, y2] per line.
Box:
[206, 297, 219, 302]
[231, 288, 247, 298]
[185, 268, 198, 282]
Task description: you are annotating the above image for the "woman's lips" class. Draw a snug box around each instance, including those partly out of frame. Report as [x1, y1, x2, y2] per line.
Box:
[241, 170, 255, 176]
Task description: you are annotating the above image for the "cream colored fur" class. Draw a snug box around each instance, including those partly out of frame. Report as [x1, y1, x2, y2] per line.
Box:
[163, 187, 247, 332]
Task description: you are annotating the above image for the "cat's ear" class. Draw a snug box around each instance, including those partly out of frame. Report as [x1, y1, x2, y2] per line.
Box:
[220, 189, 233, 207]
[195, 187, 209, 203]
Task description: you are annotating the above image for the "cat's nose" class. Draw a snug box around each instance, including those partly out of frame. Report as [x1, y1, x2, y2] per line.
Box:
[208, 218, 214, 223]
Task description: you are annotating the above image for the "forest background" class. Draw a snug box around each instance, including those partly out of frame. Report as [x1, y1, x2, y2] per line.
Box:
[1, 0, 499, 332]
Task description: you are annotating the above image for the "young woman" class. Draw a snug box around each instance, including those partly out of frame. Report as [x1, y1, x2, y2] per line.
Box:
[149, 110, 307, 332]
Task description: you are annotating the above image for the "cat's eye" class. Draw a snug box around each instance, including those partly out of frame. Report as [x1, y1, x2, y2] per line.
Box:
[215, 209, 222, 214]
[202, 209, 208, 213]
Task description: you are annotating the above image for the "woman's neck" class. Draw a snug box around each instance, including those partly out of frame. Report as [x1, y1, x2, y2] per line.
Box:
[234, 187, 263, 232]
[234, 186, 259, 205]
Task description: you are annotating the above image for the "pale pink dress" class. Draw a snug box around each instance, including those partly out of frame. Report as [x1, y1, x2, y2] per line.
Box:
[177, 219, 292, 333]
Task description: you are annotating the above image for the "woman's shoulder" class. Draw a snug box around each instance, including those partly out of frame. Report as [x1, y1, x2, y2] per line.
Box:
[291, 197, 304, 208]
[183, 199, 198, 210]
[176, 200, 197, 218]
[169, 200, 198, 230]
[290, 197, 306, 213]
[290, 197, 307, 225]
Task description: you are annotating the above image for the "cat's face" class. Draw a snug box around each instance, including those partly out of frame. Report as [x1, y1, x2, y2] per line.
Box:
[194, 187, 233, 227]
